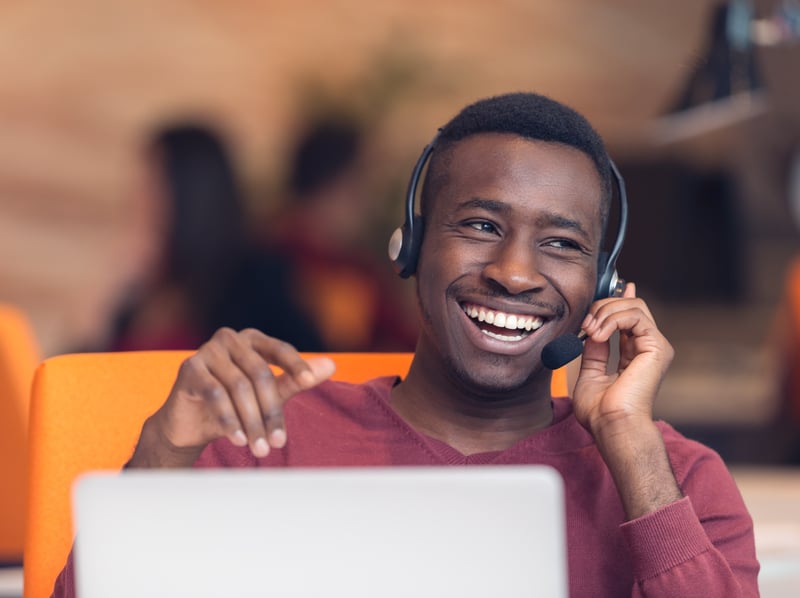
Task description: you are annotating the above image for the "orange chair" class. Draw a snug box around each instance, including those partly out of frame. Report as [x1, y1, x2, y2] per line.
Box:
[24, 350, 566, 598]
[0, 303, 40, 563]
[775, 256, 800, 427]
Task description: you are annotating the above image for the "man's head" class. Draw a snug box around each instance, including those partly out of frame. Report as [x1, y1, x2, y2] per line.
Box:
[421, 92, 613, 229]
[409, 92, 613, 396]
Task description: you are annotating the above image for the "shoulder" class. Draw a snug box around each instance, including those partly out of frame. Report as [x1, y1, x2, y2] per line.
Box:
[286, 376, 397, 417]
[655, 420, 746, 506]
[656, 420, 722, 464]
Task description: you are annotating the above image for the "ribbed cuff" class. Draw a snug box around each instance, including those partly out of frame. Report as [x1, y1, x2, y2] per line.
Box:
[620, 496, 712, 581]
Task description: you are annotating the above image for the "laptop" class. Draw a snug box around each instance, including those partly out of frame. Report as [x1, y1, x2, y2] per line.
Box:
[72, 466, 568, 598]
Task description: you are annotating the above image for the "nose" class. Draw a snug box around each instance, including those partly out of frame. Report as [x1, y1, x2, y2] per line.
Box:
[482, 236, 548, 295]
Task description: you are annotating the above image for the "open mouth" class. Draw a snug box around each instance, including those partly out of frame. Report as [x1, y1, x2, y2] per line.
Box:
[461, 302, 545, 342]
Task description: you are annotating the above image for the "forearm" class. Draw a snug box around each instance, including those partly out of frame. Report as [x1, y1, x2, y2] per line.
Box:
[592, 417, 683, 520]
[127, 414, 206, 469]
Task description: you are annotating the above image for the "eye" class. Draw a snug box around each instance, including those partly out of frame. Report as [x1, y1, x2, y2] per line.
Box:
[465, 220, 499, 235]
[544, 238, 582, 251]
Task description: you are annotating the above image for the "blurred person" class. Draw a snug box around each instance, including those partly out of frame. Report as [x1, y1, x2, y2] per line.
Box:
[105, 122, 325, 352]
[260, 114, 418, 351]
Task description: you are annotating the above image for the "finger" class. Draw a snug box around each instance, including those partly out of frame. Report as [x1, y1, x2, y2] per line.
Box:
[585, 297, 655, 342]
[577, 335, 610, 377]
[222, 340, 283, 449]
[258, 356, 336, 448]
[237, 330, 336, 446]
[245, 330, 337, 400]
[622, 281, 636, 299]
[205, 330, 273, 457]
[588, 306, 658, 344]
[174, 354, 249, 449]
[274, 356, 337, 397]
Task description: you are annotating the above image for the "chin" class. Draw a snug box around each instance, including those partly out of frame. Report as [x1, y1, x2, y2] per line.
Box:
[446, 353, 537, 398]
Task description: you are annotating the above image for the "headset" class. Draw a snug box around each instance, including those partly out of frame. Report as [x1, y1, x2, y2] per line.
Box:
[388, 131, 629, 301]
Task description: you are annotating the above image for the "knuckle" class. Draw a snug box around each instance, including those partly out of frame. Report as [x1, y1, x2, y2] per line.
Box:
[179, 354, 203, 376]
[231, 376, 252, 396]
[252, 366, 276, 384]
[274, 339, 297, 354]
[215, 412, 239, 431]
[265, 408, 284, 423]
[212, 326, 237, 342]
[203, 382, 229, 404]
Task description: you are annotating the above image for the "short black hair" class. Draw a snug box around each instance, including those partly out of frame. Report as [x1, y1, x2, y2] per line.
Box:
[420, 92, 613, 227]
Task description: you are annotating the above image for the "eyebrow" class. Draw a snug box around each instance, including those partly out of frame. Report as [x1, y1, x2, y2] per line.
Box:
[536, 212, 590, 240]
[456, 197, 509, 214]
[456, 198, 591, 240]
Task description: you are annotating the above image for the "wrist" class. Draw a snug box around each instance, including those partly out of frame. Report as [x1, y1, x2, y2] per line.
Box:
[587, 410, 656, 446]
[128, 414, 205, 469]
[591, 417, 683, 520]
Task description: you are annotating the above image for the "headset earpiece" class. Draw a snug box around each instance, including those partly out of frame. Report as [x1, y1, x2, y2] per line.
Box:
[388, 221, 424, 279]
[595, 252, 624, 301]
[388, 133, 438, 278]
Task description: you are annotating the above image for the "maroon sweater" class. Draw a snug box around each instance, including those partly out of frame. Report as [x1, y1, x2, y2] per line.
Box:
[52, 377, 760, 597]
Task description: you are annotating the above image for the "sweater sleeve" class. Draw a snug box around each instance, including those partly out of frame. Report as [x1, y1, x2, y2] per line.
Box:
[50, 548, 76, 598]
[620, 442, 760, 597]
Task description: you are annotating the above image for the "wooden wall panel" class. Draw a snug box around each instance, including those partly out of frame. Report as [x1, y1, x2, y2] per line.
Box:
[0, 0, 720, 355]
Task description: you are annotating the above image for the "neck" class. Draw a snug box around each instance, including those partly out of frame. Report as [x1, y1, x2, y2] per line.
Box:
[390, 351, 554, 456]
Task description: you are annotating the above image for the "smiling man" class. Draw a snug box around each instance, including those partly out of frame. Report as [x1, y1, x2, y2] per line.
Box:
[52, 92, 759, 597]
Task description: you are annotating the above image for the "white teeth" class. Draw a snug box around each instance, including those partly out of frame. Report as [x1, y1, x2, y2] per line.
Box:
[482, 329, 525, 342]
[462, 303, 544, 333]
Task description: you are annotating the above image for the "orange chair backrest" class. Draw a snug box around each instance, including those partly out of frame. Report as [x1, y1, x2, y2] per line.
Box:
[0, 303, 40, 562]
[24, 350, 566, 598]
[779, 257, 800, 424]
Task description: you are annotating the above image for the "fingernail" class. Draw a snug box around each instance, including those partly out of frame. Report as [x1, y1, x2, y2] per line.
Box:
[231, 429, 247, 446]
[253, 437, 270, 458]
[269, 428, 287, 448]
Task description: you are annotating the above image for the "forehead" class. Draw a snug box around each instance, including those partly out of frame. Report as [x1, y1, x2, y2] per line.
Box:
[430, 133, 604, 230]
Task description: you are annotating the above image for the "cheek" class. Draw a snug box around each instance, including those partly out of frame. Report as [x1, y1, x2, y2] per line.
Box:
[539, 260, 597, 308]
[415, 235, 466, 285]
[414, 238, 458, 303]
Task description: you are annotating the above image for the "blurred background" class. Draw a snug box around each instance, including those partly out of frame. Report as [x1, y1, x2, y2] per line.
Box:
[1, 0, 800, 595]
[2, 0, 800, 461]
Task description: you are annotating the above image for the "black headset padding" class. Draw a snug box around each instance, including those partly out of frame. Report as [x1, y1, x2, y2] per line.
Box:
[390, 133, 628, 297]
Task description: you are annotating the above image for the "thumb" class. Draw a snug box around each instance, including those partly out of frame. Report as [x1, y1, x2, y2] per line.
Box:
[302, 356, 337, 385]
[275, 356, 337, 399]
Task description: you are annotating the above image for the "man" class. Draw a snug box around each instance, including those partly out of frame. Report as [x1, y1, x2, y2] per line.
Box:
[52, 92, 759, 596]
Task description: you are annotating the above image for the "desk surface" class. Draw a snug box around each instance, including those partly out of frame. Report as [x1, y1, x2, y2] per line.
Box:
[0, 567, 22, 598]
[731, 466, 800, 598]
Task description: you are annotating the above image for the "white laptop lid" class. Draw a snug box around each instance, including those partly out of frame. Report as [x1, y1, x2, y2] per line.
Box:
[72, 466, 567, 598]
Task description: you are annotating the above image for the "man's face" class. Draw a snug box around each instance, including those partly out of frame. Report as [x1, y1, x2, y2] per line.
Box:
[415, 133, 603, 394]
